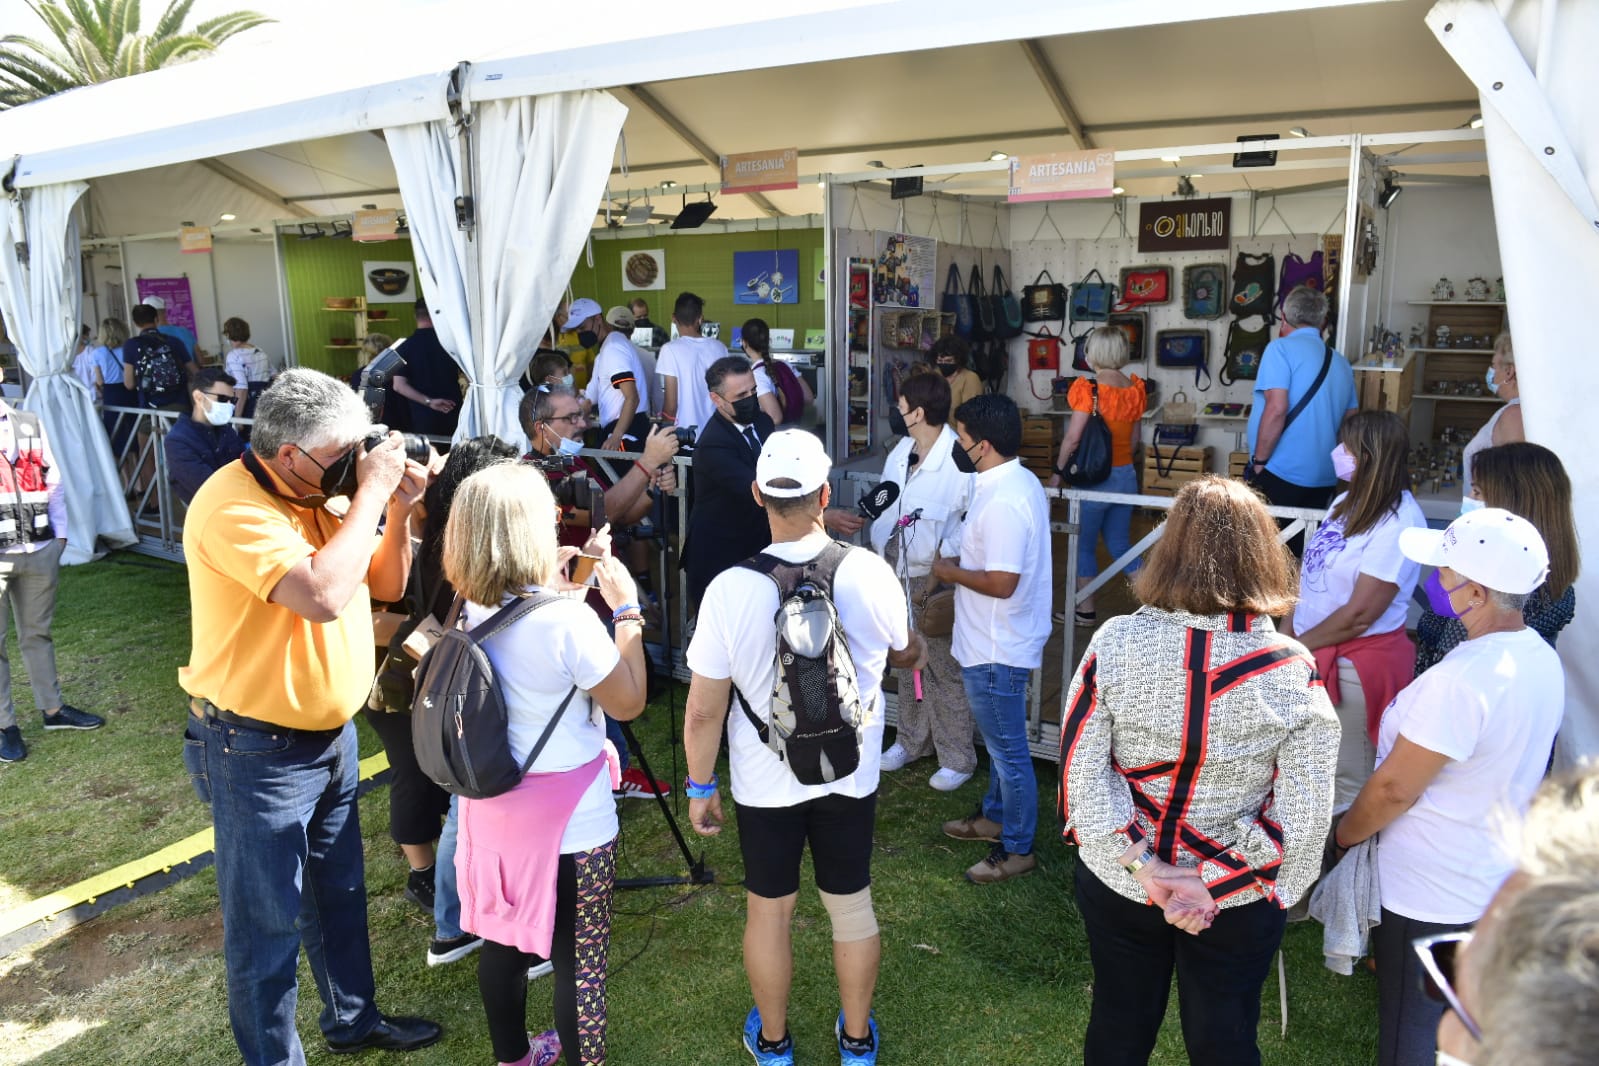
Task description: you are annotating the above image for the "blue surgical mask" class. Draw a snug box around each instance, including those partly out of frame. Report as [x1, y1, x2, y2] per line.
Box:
[1459, 496, 1485, 516]
[560, 373, 574, 388]
[1485, 366, 1499, 395]
[543, 425, 583, 457]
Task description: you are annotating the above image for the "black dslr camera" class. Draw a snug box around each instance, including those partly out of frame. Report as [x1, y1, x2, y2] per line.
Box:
[524, 452, 606, 530]
[364, 427, 431, 465]
[649, 415, 696, 451]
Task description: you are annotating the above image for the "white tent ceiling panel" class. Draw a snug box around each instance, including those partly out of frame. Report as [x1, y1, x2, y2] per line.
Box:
[87, 162, 290, 236]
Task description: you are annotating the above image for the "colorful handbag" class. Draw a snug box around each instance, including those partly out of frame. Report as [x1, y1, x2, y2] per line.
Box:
[1071, 333, 1091, 373]
[942, 263, 974, 337]
[1070, 268, 1116, 324]
[970, 263, 995, 341]
[1022, 269, 1067, 323]
[1231, 252, 1276, 318]
[1155, 329, 1212, 391]
[1116, 266, 1172, 310]
[1220, 320, 1271, 386]
[1107, 312, 1146, 362]
[1276, 251, 1324, 313]
[989, 265, 1024, 340]
[1183, 262, 1228, 319]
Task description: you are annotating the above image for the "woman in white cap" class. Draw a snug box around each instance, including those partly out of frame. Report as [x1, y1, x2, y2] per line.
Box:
[1333, 508, 1565, 1066]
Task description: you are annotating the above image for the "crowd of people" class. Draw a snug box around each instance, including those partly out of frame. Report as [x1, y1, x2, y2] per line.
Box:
[10, 276, 1589, 1066]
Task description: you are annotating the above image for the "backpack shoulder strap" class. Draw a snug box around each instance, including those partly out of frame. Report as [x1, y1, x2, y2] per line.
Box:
[518, 684, 581, 777]
[467, 590, 564, 645]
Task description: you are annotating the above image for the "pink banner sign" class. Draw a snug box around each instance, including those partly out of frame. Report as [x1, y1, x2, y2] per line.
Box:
[136, 276, 197, 332]
[1007, 149, 1117, 203]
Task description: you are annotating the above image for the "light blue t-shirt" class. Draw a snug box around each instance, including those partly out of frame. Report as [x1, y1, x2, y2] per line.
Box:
[157, 324, 196, 359]
[1246, 327, 1357, 488]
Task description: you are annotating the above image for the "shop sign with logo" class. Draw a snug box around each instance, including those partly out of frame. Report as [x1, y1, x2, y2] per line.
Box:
[1007, 150, 1116, 202]
[353, 209, 400, 242]
[721, 148, 799, 194]
[1138, 198, 1232, 252]
[178, 226, 212, 254]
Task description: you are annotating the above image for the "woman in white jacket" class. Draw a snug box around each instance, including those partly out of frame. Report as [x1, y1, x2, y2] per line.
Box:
[872, 368, 977, 791]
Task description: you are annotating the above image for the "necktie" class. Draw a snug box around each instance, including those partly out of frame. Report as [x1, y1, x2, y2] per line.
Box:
[743, 426, 761, 456]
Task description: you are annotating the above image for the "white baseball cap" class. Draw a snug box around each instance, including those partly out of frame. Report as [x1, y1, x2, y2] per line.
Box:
[142, 295, 166, 310]
[1399, 507, 1550, 595]
[562, 298, 601, 330]
[756, 429, 832, 498]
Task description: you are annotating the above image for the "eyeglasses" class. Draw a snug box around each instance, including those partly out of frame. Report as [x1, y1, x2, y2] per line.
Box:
[544, 412, 585, 426]
[1413, 931, 1482, 1042]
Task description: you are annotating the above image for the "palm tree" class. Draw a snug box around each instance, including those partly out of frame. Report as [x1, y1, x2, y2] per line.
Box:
[0, 0, 273, 109]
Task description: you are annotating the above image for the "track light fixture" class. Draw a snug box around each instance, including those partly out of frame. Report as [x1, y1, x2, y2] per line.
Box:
[1175, 175, 1196, 198]
[1378, 175, 1403, 209]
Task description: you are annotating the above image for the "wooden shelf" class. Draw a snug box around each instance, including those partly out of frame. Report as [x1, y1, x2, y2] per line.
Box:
[1411, 347, 1492, 355]
[1413, 392, 1503, 404]
[1199, 412, 1251, 422]
[1407, 300, 1506, 306]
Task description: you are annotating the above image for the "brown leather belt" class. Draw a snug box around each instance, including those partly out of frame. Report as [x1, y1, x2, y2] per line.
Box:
[188, 697, 341, 738]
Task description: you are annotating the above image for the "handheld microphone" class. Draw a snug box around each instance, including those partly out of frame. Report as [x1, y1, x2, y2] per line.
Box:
[858, 480, 901, 520]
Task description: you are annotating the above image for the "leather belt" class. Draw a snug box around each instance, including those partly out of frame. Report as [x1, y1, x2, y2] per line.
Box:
[188, 696, 341, 738]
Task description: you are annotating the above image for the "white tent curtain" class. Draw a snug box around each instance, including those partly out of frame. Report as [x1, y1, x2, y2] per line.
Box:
[1428, 0, 1599, 767]
[0, 183, 135, 564]
[385, 89, 628, 447]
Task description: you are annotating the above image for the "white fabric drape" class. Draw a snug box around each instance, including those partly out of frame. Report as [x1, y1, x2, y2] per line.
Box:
[385, 89, 628, 447]
[1428, 0, 1599, 767]
[0, 183, 135, 563]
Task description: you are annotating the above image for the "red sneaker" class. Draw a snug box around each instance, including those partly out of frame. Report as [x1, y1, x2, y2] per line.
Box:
[615, 766, 671, 799]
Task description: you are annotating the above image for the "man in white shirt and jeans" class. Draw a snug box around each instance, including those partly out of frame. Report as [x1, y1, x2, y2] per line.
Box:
[933, 394, 1052, 884]
[683, 429, 925, 1066]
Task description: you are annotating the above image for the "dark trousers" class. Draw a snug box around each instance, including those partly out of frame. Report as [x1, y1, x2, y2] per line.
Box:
[360, 708, 450, 846]
[1074, 861, 1286, 1066]
[1375, 907, 1464, 1066]
[1251, 470, 1335, 557]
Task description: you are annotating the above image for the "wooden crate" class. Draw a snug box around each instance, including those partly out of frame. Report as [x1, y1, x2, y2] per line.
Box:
[1021, 416, 1057, 447]
[1355, 357, 1414, 414]
[1229, 451, 1249, 478]
[1142, 445, 1212, 495]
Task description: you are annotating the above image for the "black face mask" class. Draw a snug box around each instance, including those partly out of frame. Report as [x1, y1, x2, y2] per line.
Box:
[952, 441, 980, 474]
[299, 444, 359, 499]
[888, 406, 910, 437]
[578, 329, 599, 349]
[729, 394, 761, 424]
[936, 362, 957, 377]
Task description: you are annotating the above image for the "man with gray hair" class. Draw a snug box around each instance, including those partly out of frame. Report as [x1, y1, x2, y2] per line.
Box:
[179, 368, 442, 1063]
[1245, 285, 1357, 529]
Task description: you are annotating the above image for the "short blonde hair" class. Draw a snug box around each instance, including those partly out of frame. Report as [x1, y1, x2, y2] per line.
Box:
[1084, 324, 1131, 371]
[362, 333, 394, 358]
[443, 463, 559, 606]
[1494, 331, 1514, 366]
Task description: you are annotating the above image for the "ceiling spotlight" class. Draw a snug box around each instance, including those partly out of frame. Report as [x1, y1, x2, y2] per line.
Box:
[1468, 113, 1484, 129]
[395, 213, 409, 235]
[330, 220, 353, 239]
[660, 180, 678, 190]
[1288, 126, 1311, 138]
[1175, 175, 1197, 198]
[296, 222, 326, 240]
[218, 212, 236, 222]
[988, 150, 1009, 161]
[1112, 185, 1126, 195]
[1379, 175, 1403, 209]
[1160, 154, 1182, 163]
[817, 178, 826, 188]
[362, 203, 378, 210]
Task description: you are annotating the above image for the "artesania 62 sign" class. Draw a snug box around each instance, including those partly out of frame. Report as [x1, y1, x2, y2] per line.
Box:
[1138, 198, 1232, 252]
[721, 148, 799, 194]
[1007, 149, 1116, 202]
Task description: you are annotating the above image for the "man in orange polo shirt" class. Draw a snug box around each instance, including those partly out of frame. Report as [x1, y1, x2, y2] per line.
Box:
[180, 368, 441, 1064]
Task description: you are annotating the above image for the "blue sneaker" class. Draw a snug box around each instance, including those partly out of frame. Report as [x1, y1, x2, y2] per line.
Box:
[0, 725, 25, 763]
[836, 1011, 879, 1065]
[742, 1006, 795, 1066]
[42, 705, 104, 731]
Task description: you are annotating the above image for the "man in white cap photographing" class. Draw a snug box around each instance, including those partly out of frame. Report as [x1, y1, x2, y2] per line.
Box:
[563, 297, 651, 452]
[1333, 507, 1565, 1066]
[682, 429, 925, 1066]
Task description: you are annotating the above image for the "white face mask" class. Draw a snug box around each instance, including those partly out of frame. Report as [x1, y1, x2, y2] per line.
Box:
[561, 373, 574, 388]
[204, 399, 235, 426]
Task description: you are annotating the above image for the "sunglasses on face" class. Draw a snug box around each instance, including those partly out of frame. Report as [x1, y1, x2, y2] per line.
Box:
[1414, 931, 1482, 1042]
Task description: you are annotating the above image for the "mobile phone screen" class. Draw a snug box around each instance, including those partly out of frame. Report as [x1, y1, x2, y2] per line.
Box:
[569, 553, 603, 588]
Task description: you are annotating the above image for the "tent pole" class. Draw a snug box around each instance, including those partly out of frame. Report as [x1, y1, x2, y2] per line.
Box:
[271, 225, 295, 368]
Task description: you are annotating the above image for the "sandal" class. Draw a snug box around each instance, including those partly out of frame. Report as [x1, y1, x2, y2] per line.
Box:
[1074, 609, 1098, 626]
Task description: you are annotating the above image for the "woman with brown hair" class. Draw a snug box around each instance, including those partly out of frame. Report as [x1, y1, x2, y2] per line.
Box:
[1061, 475, 1337, 1065]
[1284, 410, 1427, 805]
[1416, 441, 1580, 675]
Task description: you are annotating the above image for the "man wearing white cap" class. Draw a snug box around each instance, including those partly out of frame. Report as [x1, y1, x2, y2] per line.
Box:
[564, 298, 651, 452]
[1333, 508, 1565, 1066]
[682, 429, 925, 1066]
[140, 294, 198, 357]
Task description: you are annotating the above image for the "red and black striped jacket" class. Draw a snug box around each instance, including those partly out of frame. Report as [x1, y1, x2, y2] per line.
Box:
[1059, 606, 1337, 910]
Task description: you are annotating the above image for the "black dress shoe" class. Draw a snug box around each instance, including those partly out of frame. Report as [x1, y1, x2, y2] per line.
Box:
[326, 1015, 443, 1055]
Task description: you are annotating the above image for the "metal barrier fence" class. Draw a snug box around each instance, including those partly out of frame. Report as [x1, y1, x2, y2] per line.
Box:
[113, 417, 1322, 762]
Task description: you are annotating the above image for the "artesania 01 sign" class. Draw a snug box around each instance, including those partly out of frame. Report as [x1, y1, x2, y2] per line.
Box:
[1138, 198, 1232, 252]
[721, 148, 799, 194]
[1007, 150, 1116, 202]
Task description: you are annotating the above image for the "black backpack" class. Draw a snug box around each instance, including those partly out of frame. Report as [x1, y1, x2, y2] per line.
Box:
[133, 333, 186, 402]
[732, 541, 867, 786]
[1059, 381, 1114, 486]
[411, 592, 579, 799]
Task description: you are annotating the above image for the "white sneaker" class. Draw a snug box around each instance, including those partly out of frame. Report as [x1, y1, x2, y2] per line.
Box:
[879, 742, 909, 772]
[527, 960, 554, 981]
[929, 767, 973, 792]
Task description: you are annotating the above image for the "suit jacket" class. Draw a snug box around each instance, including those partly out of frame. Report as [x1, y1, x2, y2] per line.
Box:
[683, 411, 775, 603]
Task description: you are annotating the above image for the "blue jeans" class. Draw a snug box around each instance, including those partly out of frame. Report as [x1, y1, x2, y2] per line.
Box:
[961, 664, 1037, 855]
[185, 716, 379, 1065]
[434, 795, 463, 940]
[1077, 463, 1140, 579]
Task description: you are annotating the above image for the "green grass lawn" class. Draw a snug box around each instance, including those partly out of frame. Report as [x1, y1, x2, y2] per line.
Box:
[0, 554, 1377, 1065]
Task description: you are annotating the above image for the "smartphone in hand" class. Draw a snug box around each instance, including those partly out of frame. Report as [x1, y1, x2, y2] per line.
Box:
[568, 553, 604, 588]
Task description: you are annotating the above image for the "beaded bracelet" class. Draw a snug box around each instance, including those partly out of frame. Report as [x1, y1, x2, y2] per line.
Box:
[684, 773, 718, 799]
[611, 604, 640, 621]
[614, 614, 644, 626]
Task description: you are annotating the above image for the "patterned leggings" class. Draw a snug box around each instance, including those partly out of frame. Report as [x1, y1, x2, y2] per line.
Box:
[479, 841, 616, 1065]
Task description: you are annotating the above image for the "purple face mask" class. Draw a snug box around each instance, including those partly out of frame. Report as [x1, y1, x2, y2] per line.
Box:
[1424, 570, 1473, 619]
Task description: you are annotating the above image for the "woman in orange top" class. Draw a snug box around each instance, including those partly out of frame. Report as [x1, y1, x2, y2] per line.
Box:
[1048, 325, 1148, 624]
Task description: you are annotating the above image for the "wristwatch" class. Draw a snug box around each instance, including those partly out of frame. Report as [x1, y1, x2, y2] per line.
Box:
[1123, 847, 1156, 876]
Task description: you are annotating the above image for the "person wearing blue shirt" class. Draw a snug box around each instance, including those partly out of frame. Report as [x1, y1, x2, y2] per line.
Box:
[142, 294, 199, 357]
[1245, 285, 1357, 531]
[165, 367, 245, 505]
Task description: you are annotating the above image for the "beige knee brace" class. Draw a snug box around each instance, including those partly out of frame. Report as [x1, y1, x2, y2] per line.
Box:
[819, 886, 878, 942]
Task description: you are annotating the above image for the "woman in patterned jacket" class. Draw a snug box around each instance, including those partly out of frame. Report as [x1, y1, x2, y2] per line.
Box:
[1060, 475, 1338, 1066]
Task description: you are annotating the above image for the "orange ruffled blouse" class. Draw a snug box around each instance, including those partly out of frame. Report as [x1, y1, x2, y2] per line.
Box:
[1068, 374, 1147, 468]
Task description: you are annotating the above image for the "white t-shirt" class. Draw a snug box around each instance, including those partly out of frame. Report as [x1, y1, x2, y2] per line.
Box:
[655, 336, 726, 433]
[463, 591, 621, 854]
[585, 332, 650, 430]
[1295, 491, 1427, 637]
[1376, 627, 1564, 923]
[751, 361, 777, 398]
[634, 344, 664, 416]
[951, 459, 1053, 670]
[868, 426, 973, 579]
[686, 532, 909, 808]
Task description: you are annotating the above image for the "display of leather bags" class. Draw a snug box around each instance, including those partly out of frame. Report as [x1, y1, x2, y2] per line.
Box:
[989, 265, 1024, 340]
[1070, 268, 1116, 324]
[942, 263, 974, 337]
[1183, 262, 1228, 319]
[1155, 328, 1213, 391]
[1023, 269, 1067, 323]
[1276, 250, 1324, 314]
[1116, 266, 1172, 310]
[1231, 251, 1276, 318]
[970, 263, 995, 341]
[1220, 320, 1271, 386]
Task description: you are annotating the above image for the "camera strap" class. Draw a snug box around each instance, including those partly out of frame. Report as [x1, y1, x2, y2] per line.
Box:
[242, 447, 329, 510]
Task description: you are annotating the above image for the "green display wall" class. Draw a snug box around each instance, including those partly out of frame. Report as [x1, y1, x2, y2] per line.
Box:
[568, 228, 824, 341]
[280, 236, 420, 377]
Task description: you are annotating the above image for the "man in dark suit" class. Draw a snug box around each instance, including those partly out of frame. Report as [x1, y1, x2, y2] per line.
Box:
[683, 355, 865, 608]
